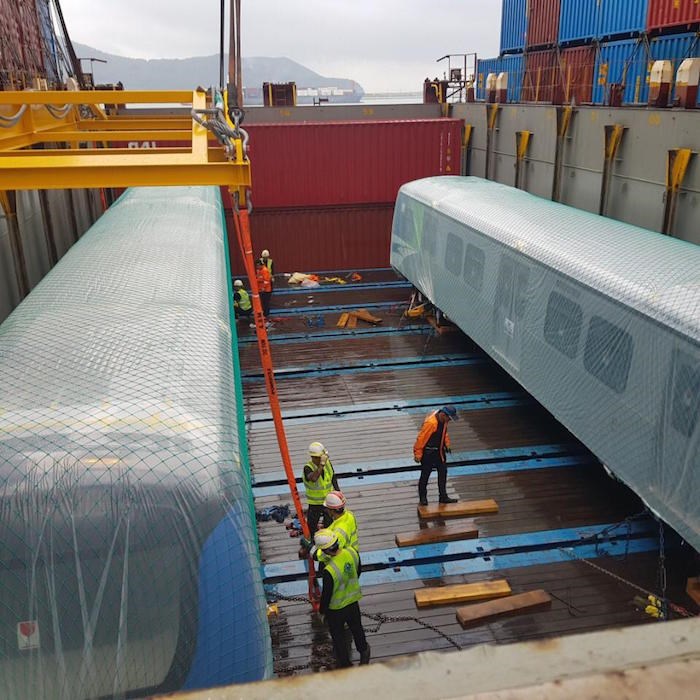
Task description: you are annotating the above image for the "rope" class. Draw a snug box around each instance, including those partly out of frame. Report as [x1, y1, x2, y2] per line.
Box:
[0, 104, 27, 127]
[45, 104, 73, 119]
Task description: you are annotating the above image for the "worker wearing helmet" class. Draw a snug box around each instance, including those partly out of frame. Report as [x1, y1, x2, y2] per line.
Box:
[315, 528, 370, 668]
[300, 490, 359, 563]
[255, 259, 273, 318]
[258, 249, 274, 289]
[303, 442, 339, 534]
[413, 405, 459, 506]
[232, 279, 252, 320]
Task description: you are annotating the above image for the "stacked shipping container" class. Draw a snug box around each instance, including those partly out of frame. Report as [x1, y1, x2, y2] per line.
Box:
[227, 119, 463, 273]
[483, 0, 699, 104]
[0, 0, 46, 89]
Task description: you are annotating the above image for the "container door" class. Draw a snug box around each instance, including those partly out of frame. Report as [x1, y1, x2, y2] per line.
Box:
[491, 255, 530, 372]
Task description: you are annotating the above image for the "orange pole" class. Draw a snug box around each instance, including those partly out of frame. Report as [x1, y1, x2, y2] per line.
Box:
[232, 204, 320, 610]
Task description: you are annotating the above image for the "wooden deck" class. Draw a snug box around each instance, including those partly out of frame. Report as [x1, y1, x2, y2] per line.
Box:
[243, 270, 696, 675]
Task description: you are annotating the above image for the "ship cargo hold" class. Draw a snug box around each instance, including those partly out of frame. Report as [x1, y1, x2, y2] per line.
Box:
[1, 0, 700, 696]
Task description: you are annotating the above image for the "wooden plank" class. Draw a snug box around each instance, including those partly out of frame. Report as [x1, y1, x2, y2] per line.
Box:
[687, 577, 700, 606]
[456, 589, 552, 628]
[353, 308, 383, 324]
[395, 522, 478, 547]
[414, 579, 511, 609]
[336, 312, 349, 328]
[418, 499, 499, 520]
[346, 313, 358, 328]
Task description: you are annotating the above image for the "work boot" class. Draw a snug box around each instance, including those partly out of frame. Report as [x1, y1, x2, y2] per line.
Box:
[360, 644, 371, 665]
[439, 496, 458, 504]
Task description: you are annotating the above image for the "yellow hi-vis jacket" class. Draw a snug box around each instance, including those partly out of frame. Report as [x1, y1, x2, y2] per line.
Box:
[235, 288, 252, 311]
[302, 459, 335, 505]
[326, 546, 362, 610]
[313, 509, 359, 563]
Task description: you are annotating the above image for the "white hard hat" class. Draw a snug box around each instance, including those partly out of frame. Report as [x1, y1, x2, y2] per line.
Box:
[323, 491, 346, 510]
[233, 279, 243, 287]
[308, 441, 326, 457]
[314, 528, 338, 551]
[261, 249, 270, 258]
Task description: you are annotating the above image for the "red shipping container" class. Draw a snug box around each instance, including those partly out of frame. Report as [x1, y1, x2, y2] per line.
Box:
[647, 0, 700, 31]
[244, 119, 462, 209]
[561, 46, 596, 104]
[226, 204, 394, 274]
[522, 50, 561, 102]
[526, 0, 561, 48]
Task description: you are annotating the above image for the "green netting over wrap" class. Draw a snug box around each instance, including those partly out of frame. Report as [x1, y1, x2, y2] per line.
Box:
[391, 176, 700, 552]
[0, 186, 272, 699]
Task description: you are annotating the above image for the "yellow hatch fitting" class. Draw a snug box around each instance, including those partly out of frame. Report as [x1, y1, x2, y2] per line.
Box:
[599, 123, 626, 216]
[662, 147, 695, 236]
[514, 130, 532, 190]
[0, 89, 251, 200]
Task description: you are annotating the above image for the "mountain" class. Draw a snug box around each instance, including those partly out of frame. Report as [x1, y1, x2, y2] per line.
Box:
[73, 43, 364, 100]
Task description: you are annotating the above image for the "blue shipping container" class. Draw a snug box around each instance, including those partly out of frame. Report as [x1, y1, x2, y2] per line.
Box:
[476, 54, 524, 102]
[559, 0, 600, 44]
[593, 38, 649, 104]
[600, 0, 648, 40]
[650, 32, 700, 104]
[500, 0, 527, 54]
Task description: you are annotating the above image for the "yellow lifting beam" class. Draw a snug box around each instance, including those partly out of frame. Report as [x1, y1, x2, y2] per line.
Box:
[0, 89, 251, 199]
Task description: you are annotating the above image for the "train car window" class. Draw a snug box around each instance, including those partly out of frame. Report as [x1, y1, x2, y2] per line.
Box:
[669, 350, 700, 438]
[464, 244, 485, 291]
[423, 209, 438, 258]
[544, 291, 583, 358]
[445, 233, 464, 276]
[583, 316, 633, 394]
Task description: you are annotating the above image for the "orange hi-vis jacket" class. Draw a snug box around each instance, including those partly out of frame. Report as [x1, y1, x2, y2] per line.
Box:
[413, 410, 451, 462]
[256, 265, 272, 293]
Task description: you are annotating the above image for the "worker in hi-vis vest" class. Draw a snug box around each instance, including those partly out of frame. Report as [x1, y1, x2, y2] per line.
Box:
[315, 528, 370, 668]
[232, 279, 252, 320]
[413, 404, 459, 506]
[302, 441, 340, 534]
[299, 490, 359, 564]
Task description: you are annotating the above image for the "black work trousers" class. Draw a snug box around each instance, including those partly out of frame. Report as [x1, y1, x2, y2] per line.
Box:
[326, 602, 368, 668]
[307, 504, 330, 534]
[260, 291, 272, 317]
[418, 448, 448, 501]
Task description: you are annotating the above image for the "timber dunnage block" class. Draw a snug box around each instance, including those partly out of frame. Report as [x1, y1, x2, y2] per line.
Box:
[336, 312, 349, 328]
[346, 313, 358, 328]
[353, 308, 383, 324]
[414, 579, 511, 609]
[418, 499, 498, 520]
[456, 589, 552, 628]
[395, 522, 478, 547]
[687, 577, 700, 606]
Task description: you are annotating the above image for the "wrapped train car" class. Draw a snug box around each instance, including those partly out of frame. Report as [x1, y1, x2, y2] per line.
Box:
[391, 176, 700, 552]
[0, 187, 272, 698]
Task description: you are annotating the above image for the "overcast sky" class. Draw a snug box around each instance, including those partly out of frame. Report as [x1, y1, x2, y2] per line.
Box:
[59, 1, 502, 92]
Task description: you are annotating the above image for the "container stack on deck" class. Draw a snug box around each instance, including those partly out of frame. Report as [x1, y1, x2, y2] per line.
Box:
[476, 0, 700, 105]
